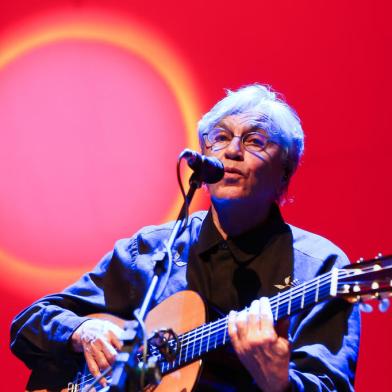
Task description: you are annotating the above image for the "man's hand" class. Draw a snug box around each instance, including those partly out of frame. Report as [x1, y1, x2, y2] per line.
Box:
[71, 319, 124, 387]
[228, 297, 291, 392]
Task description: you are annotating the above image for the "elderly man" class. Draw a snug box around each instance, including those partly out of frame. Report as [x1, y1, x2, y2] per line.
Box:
[11, 84, 360, 391]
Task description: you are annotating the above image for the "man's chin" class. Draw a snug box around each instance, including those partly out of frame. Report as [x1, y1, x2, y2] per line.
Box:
[210, 189, 249, 203]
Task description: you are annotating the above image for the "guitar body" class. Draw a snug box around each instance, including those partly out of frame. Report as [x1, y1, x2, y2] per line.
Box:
[141, 290, 206, 392]
[29, 290, 206, 392]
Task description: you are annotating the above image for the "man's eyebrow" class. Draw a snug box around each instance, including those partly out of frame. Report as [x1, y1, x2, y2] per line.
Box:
[247, 125, 265, 133]
[214, 120, 229, 129]
[214, 123, 265, 134]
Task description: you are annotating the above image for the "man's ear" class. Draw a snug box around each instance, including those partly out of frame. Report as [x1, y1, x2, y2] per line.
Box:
[277, 168, 290, 197]
[281, 166, 290, 186]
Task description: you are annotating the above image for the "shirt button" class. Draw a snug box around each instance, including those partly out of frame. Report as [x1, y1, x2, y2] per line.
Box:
[220, 242, 228, 250]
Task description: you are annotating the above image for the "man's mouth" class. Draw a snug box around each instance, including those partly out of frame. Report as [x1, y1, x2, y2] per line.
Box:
[224, 167, 245, 176]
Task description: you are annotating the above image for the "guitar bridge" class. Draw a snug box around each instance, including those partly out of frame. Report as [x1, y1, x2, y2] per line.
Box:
[147, 328, 181, 362]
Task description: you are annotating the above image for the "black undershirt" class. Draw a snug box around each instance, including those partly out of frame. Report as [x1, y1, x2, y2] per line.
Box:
[186, 204, 294, 391]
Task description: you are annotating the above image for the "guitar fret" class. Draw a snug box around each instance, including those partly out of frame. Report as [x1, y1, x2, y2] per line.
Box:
[287, 288, 292, 315]
[198, 325, 204, 356]
[315, 277, 320, 302]
[206, 322, 211, 353]
[178, 335, 183, 365]
[222, 317, 228, 345]
[274, 291, 280, 321]
[184, 331, 190, 362]
[300, 285, 305, 309]
[279, 301, 288, 319]
[191, 328, 196, 359]
[214, 321, 218, 349]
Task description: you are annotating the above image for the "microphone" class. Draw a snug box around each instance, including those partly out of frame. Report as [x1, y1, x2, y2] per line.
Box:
[180, 149, 224, 184]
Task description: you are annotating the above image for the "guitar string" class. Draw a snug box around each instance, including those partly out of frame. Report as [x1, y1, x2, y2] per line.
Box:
[159, 266, 383, 369]
[149, 270, 345, 369]
[75, 266, 377, 387]
[177, 263, 383, 350]
[74, 277, 331, 390]
[146, 269, 356, 362]
[164, 269, 342, 346]
[76, 266, 377, 388]
[161, 283, 334, 370]
[160, 287, 335, 373]
[80, 265, 375, 385]
[162, 272, 375, 373]
[176, 264, 387, 359]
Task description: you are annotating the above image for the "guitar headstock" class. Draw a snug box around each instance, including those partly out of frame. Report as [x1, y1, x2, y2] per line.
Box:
[337, 254, 392, 312]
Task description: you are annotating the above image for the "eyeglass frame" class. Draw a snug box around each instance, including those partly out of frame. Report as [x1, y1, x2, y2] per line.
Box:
[201, 126, 272, 153]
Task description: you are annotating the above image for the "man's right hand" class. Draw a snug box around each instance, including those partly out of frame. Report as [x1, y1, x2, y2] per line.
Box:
[71, 319, 124, 386]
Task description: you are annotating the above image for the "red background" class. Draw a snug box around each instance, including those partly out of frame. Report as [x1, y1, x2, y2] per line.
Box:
[1, 1, 391, 390]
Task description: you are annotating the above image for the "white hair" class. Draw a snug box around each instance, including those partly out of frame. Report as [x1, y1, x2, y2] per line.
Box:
[198, 84, 304, 181]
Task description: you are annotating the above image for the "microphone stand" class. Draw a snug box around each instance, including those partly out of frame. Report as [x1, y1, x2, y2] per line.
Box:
[108, 172, 203, 392]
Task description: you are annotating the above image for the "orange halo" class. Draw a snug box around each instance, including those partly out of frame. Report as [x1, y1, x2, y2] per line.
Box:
[0, 9, 203, 294]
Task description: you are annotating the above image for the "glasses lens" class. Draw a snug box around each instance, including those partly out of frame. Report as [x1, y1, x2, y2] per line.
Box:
[206, 128, 232, 150]
[243, 131, 268, 152]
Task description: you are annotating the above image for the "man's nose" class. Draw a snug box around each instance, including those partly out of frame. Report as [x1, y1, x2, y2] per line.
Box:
[224, 136, 244, 160]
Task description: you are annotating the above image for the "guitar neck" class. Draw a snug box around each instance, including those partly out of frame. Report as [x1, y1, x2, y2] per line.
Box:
[155, 268, 346, 375]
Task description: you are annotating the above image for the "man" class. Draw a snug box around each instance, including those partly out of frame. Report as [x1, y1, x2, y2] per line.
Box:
[11, 84, 360, 391]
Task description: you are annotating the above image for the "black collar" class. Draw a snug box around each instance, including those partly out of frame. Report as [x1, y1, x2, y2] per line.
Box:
[196, 204, 291, 264]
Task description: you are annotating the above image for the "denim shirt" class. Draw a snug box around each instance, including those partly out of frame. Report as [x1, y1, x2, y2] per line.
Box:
[11, 210, 360, 391]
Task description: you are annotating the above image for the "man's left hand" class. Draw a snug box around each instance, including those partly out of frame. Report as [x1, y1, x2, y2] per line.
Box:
[228, 297, 291, 392]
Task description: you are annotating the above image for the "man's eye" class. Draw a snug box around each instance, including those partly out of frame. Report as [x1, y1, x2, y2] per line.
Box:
[215, 134, 230, 142]
[244, 133, 267, 147]
[209, 130, 231, 143]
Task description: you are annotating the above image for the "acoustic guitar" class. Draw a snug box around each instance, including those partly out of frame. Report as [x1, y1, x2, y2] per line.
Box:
[30, 255, 392, 392]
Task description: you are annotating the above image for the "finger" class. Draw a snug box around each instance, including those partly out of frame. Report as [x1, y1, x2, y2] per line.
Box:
[85, 351, 108, 387]
[270, 336, 291, 356]
[228, 311, 237, 337]
[259, 297, 273, 320]
[259, 297, 274, 328]
[235, 309, 248, 340]
[90, 340, 111, 371]
[101, 340, 119, 365]
[108, 329, 124, 351]
[228, 310, 240, 347]
[259, 297, 278, 342]
[228, 310, 245, 355]
[248, 299, 261, 329]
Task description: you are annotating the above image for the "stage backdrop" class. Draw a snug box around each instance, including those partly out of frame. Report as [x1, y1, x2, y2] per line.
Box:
[1, 1, 391, 390]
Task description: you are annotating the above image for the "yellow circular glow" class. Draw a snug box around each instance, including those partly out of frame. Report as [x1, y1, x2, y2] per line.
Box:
[0, 10, 203, 294]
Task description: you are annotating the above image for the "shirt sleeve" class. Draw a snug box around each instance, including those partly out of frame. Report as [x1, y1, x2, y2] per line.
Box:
[9, 237, 138, 389]
[288, 253, 361, 391]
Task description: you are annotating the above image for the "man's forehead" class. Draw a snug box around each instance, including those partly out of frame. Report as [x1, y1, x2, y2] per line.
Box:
[217, 112, 269, 130]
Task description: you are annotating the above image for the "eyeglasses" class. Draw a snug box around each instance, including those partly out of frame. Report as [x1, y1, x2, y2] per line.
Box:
[202, 127, 269, 153]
